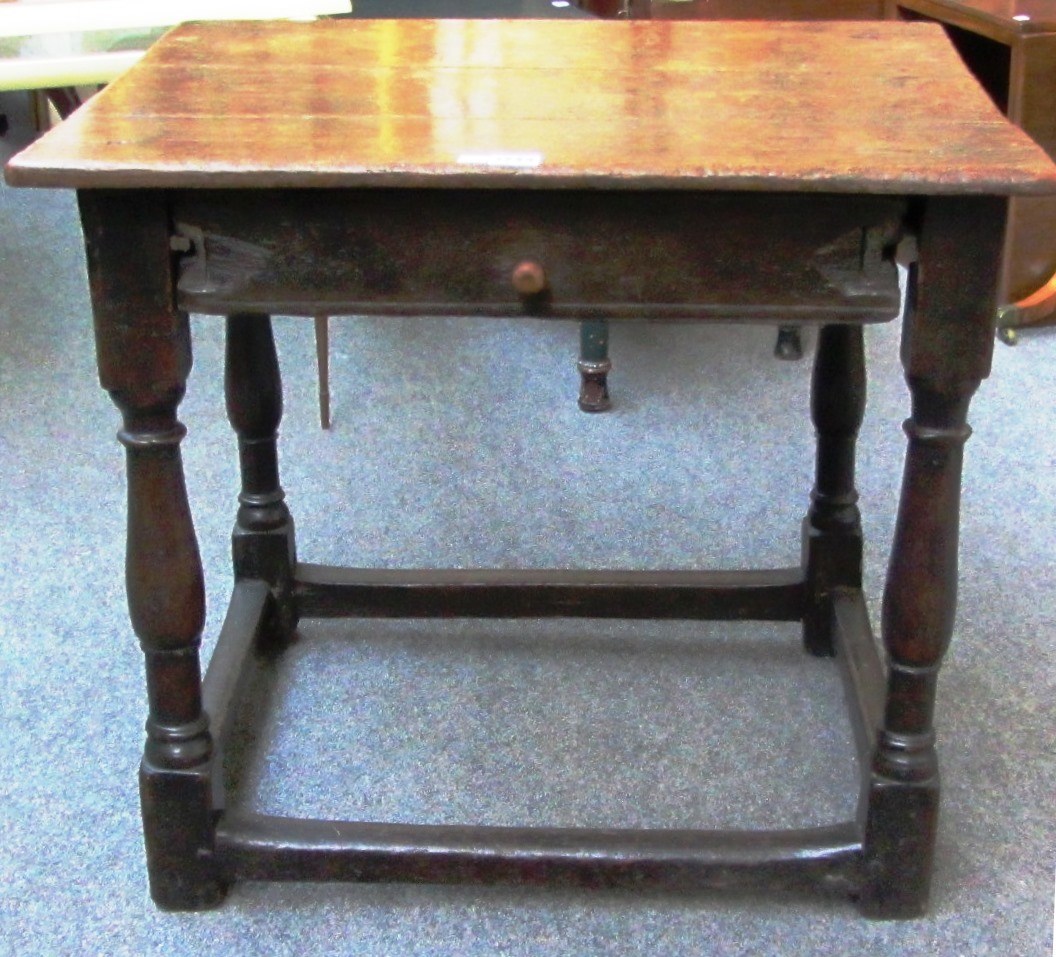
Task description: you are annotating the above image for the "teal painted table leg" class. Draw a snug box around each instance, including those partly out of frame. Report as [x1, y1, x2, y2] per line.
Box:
[578, 319, 611, 412]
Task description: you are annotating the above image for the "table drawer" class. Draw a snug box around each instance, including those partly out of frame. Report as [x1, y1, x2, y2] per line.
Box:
[172, 189, 904, 323]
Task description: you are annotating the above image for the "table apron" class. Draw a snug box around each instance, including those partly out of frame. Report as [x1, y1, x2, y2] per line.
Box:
[170, 189, 905, 323]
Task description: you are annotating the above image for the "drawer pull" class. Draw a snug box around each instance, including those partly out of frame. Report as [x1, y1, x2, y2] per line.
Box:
[511, 261, 548, 296]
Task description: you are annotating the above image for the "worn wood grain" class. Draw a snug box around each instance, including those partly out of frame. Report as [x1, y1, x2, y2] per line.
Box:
[7, 19, 1056, 194]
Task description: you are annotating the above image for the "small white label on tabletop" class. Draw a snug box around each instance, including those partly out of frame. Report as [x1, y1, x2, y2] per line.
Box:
[456, 152, 544, 168]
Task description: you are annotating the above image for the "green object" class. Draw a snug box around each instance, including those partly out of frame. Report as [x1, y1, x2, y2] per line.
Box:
[579, 319, 610, 364]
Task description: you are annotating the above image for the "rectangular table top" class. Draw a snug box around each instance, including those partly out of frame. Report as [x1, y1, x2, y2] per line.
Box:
[6, 18, 1056, 194]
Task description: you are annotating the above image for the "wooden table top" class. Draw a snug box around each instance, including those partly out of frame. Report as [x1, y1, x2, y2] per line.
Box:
[6, 18, 1056, 194]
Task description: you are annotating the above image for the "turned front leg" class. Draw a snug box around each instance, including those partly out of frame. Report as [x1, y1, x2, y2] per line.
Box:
[225, 313, 297, 646]
[802, 324, 866, 657]
[79, 190, 224, 909]
[118, 383, 223, 909]
[859, 197, 1005, 918]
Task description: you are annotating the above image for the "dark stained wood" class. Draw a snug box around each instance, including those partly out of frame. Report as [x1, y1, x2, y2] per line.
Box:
[201, 580, 271, 760]
[78, 190, 225, 910]
[802, 325, 866, 657]
[6, 20, 1056, 196]
[215, 813, 864, 893]
[831, 589, 884, 766]
[12, 18, 1056, 918]
[575, 0, 633, 16]
[171, 189, 904, 323]
[294, 564, 807, 621]
[225, 313, 297, 645]
[860, 196, 1006, 918]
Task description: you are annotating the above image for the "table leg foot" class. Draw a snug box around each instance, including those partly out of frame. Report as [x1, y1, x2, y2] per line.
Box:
[141, 759, 228, 910]
[856, 736, 939, 918]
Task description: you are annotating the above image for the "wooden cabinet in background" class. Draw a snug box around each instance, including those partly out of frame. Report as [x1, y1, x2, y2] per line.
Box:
[577, 1, 883, 20]
[650, 0, 883, 18]
[885, 0, 1056, 332]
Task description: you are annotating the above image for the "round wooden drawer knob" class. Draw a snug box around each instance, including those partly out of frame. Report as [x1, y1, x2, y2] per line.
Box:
[511, 261, 547, 296]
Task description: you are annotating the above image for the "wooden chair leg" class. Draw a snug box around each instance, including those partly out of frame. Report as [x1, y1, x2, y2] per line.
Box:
[774, 325, 803, 360]
[578, 319, 612, 412]
[45, 86, 83, 119]
[314, 314, 331, 429]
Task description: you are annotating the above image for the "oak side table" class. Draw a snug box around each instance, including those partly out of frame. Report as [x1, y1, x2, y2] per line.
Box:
[6, 18, 1056, 918]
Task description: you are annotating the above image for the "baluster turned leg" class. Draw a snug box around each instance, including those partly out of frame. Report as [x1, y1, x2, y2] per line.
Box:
[578, 319, 612, 412]
[225, 313, 297, 646]
[122, 382, 222, 909]
[802, 324, 865, 656]
[859, 197, 1005, 917]
[79, 190, 224, 909]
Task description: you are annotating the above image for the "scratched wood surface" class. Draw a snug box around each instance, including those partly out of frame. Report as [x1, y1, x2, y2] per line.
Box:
[6, 18, 1056, 193]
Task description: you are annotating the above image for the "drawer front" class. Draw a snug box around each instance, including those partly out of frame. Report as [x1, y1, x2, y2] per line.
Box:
[173, 189, 903, 324]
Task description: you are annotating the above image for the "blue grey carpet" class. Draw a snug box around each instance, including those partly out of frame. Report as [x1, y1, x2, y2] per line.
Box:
[1, 36, 1054, 957]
